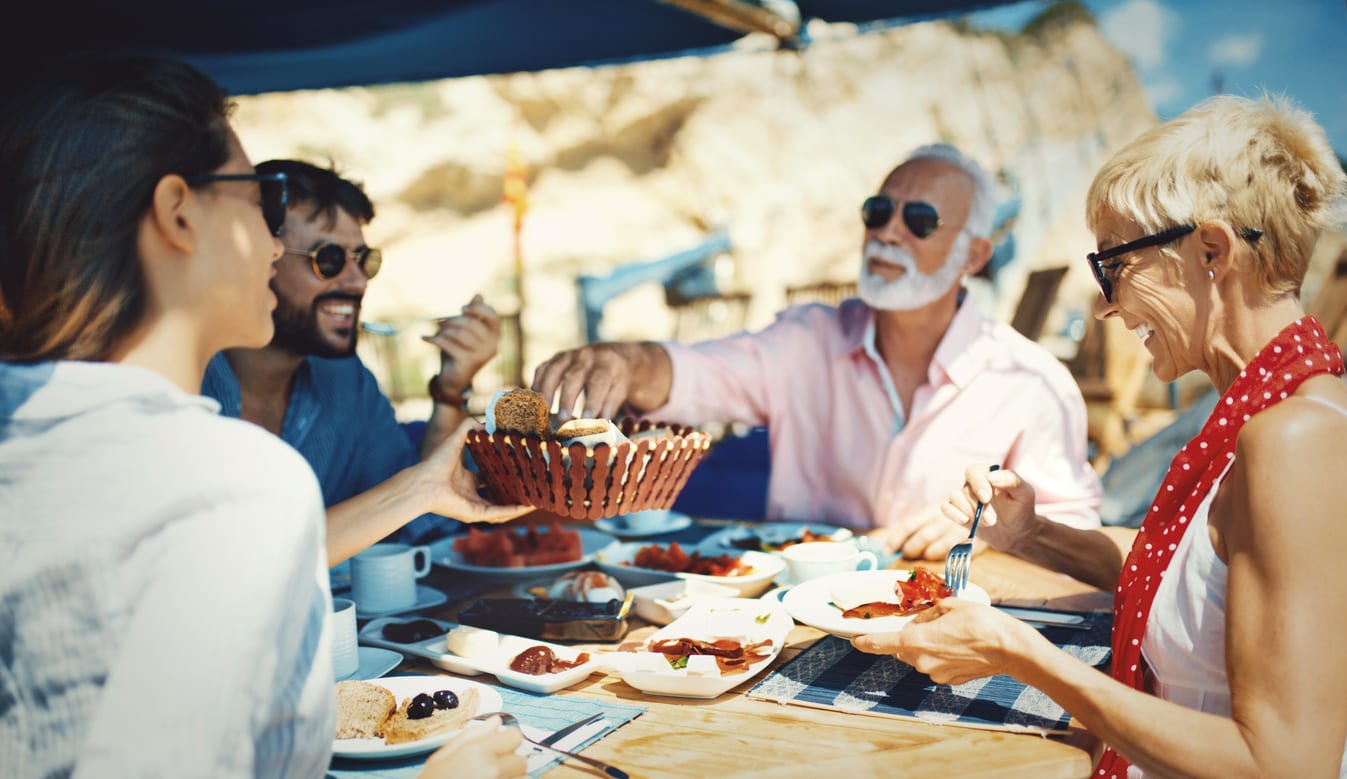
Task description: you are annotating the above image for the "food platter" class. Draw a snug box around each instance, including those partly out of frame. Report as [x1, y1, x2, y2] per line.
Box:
[358, 617, 605, 694]
[429, 526, 616, 582]
[614, 597, 793, 699]
[782, 569, 990, 639]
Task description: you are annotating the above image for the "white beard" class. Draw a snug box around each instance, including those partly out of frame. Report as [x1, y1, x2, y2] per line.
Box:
[857, 233, 969, 312]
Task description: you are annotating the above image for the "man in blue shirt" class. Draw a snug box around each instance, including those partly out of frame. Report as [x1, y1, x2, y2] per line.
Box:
[202, 159, 508, 563]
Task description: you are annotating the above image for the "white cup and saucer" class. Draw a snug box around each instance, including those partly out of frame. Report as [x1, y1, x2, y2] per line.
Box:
[350, 543, 447, 617]
[782, 541, 879, 585]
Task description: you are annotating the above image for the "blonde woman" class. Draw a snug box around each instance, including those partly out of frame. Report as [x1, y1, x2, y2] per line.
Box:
[854, 94, 1347, 778]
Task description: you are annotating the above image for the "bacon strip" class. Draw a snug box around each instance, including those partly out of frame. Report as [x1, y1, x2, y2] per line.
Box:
[841, 569, 953, 619]
[647, 636, 774, 674]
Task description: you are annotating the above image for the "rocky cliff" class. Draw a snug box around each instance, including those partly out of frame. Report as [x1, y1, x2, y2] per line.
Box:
[232, 12, 1158, 403]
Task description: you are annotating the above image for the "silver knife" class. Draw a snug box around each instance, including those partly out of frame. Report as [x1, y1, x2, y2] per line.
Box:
[995, 605, 1090, 626]
[539, 712, 606, 748]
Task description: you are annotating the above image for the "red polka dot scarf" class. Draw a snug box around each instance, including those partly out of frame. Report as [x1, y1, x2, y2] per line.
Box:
[1096, 316, 1344, 777]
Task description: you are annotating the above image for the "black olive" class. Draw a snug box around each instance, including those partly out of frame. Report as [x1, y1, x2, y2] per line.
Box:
[407, 696, 436, 720]
[382, 619, 442, 643]
[432, 689, 459, 709]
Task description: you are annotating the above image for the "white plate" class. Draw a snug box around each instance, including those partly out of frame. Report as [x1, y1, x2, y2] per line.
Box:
[355, 585, 449, 619]
[782, 570, 990, 640]
[615, 597, 792, 699]
[429, 527, 615, 582]
[594, 542, 785, 597]
[357, 617, 605, 694]
[332, 675, 503, 760]
[695, 522, 854, 556]
[594, 510, 694, 538]
[338, 646, 403, 682]
[627, 579, 739, 625]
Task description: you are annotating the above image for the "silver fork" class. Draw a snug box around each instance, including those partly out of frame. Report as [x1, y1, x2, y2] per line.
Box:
[470, 712, 628, 779]
[360, 316, 452, 336]
[945, 464, 1000, 595]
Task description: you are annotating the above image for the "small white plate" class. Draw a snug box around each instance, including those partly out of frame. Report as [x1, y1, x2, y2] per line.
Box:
[332, 675, 504, 760]
[595, 542, 785, 598]
[627, 579, 739, 625]
[594, 511, 694, 538]
[614, 597, 792, 699]
[338, 646, 403, 682]
[358, 617, 605, 694]
[355, 585, 449, 619]
[782, 569, 990, 640]
[695, 522, 855, 556]
[429, 527, 616, 582]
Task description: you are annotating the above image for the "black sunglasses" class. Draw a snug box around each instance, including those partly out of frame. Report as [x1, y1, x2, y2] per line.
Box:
[861, 194, 944, 239]
[283, 243, 383, 281]
[184, 172, 288, 237]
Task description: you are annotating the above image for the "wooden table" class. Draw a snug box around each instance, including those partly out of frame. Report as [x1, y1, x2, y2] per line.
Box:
[404, 527, 1136, 779]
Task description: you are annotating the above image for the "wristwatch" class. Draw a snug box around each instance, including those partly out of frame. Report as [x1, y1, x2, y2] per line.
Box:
[428, 377, 472, 411]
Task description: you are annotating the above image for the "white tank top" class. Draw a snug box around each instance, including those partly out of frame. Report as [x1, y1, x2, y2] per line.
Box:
[1135, 429, 1347, 777]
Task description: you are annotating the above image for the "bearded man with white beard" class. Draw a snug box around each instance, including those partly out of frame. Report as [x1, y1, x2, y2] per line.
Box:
[533, 144, 1102, 560]
[203, 160, 524, 565]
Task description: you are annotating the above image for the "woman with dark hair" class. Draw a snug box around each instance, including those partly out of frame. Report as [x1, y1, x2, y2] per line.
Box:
[0, 55, 526, 778]
[853, 94, 1347, 778]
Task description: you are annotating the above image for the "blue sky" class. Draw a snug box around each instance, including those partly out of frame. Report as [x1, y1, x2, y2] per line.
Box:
[966, 0, 1347, 155]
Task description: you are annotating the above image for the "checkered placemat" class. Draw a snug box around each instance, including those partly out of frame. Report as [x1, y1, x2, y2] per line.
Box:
[747, 610, 1112, 734]
[328, 686, 645, 779]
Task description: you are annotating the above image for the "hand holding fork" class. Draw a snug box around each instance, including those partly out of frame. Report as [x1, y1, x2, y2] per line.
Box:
[944, 464, 999, 595]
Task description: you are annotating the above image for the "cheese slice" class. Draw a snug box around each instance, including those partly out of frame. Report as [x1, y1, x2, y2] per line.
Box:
[830, 578, 901, 612]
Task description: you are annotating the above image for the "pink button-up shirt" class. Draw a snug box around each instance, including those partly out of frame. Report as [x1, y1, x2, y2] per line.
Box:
[655, 298, 1102, 532]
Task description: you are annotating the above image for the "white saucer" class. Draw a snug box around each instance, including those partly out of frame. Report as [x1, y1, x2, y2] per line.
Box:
[338, 646, 403, 681]
[354, 585, 449, 618]
[595, 511, 694, 538]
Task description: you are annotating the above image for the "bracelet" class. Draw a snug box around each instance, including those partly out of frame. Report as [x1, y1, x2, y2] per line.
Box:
[428, 377, 472, 411]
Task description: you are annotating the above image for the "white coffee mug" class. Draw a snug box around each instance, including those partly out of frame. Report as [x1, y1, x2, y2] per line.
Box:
[618, 509, 671, 534]
[331, 596, 359, 679]
[783, 541, 878, 584]
[351, 543, 432, 614]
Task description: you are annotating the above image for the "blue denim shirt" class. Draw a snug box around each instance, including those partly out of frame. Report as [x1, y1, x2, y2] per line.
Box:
[202, 353, 458, 544]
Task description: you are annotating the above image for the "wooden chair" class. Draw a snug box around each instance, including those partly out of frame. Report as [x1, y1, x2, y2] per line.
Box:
[1009, 266, 1069, 342]
[785, 280, 857, 307]
[1308, 248, 1347, 350]
[668, 292, 753, 342]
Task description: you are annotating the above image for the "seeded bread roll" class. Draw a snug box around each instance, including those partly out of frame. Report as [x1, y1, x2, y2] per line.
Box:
[379, 687, 480, 745]
[492, 389, 551, 438]
[335, 680, 397, 739]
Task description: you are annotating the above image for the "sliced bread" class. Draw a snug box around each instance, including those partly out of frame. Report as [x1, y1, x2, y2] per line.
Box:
[335, 680, 397, 739]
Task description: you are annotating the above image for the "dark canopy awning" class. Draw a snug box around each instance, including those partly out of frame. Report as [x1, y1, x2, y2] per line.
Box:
[16, 0, 1019, 95]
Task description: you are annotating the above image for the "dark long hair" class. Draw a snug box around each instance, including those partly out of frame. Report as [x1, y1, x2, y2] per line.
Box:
[0, 55, 234, 362]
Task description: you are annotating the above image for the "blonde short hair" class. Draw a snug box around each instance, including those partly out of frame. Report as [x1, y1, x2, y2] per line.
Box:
[1086, 94, 1346, 294]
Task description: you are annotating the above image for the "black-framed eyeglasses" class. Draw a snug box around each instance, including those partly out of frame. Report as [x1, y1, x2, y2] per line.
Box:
[861, 194, 945, 239]
[283, 243, 382, 281]
[1086, 224, 1196, 303]
[184, 172, 288, 237]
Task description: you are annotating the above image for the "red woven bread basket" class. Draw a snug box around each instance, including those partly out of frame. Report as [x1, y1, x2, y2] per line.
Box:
[465, 420, 712, 520]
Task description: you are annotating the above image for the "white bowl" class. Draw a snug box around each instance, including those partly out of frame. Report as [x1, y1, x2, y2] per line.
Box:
[595, 542, 785, 598]
[628, 579, 739, 625]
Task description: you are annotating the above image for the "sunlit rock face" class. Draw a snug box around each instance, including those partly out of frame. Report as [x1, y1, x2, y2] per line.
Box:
[232, 14, 1157, 399]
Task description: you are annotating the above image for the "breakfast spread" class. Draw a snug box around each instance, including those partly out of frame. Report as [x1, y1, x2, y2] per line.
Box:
[507, 645, 592, 675]
[335, 680, 479, 745]
[452, 520, 582, 567]
[837, 568, 952, 619]
[629, 542, 754, 577]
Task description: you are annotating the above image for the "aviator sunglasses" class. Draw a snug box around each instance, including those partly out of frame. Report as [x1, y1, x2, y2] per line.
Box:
[184, 172, 288, 237]
[283, 242, 383, 281]
[861, 194, 945, 239]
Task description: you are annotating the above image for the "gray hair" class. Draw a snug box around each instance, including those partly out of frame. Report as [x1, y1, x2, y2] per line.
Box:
[903, 143, 996, 239]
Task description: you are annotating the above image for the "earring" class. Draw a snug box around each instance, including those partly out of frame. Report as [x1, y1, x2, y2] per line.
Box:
[1208, 269, 1215, 281]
